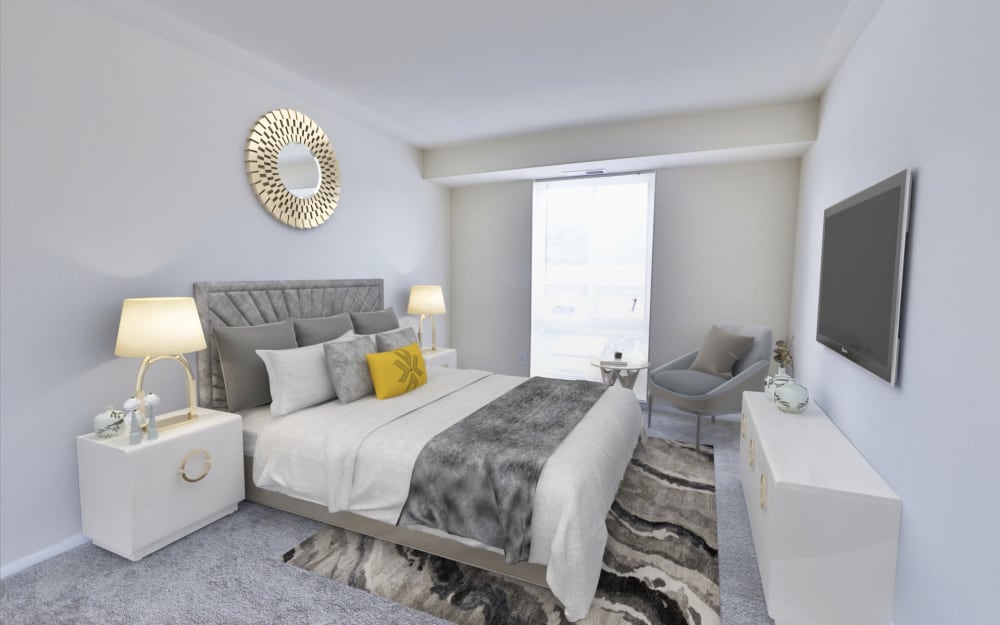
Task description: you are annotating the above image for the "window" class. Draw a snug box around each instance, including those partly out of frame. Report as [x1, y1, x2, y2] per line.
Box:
[530, 173, 655, 396]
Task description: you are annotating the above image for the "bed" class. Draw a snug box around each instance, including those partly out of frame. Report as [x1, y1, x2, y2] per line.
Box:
[193, 279, 644, 621]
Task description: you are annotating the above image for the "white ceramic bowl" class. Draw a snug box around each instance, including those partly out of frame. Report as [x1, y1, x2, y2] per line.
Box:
[775, 381, 809, 413]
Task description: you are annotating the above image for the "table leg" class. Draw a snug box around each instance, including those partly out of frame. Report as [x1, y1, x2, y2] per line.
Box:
[617, 368, 640, 389]
[599, 368, 620, 386]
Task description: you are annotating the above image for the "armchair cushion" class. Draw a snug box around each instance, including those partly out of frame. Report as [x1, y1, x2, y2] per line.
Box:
[651, 369, 729, 397]
[689, 324, 754, 379]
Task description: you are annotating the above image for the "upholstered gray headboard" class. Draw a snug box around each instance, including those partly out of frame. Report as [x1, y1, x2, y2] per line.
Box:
[193, 279, 384, 411]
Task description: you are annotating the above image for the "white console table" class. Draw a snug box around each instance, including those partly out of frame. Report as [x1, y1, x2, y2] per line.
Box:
[740, 392, 901, 625]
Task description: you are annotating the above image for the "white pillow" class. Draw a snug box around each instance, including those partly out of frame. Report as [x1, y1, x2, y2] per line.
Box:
[256, 343, 336, 417]
[398, 315, 421, 332]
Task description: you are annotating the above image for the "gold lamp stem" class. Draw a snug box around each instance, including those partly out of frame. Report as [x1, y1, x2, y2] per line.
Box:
[429, 314, 437, 351]
[417, 314, 426, 350]
[135, 354, 199, 430]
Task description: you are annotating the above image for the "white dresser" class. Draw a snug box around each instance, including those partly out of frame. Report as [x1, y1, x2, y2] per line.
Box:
[740, 392, 901, 625]
[77, 408, 244, 561]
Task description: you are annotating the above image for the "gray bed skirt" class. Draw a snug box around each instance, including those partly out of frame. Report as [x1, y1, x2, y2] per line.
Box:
[242, 456, 549, 588]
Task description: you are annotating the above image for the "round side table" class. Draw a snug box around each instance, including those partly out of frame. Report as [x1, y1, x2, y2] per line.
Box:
[591, 359, 649, 389]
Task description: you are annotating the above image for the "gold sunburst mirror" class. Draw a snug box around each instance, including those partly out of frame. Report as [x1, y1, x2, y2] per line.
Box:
[245, 109, 341, 229]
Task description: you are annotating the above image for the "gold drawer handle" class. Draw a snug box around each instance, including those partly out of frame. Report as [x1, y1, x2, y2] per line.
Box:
[741, 412, 747, 438]
[179, 449, 212, 483]
[760, 473, 768, 511]
[748, 438, 756, 468]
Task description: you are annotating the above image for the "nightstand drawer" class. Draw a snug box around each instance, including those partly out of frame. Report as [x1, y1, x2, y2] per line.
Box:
[423, 348, 457, 368]
[133, 422, 243, 549]
[78, 409, 244, 561]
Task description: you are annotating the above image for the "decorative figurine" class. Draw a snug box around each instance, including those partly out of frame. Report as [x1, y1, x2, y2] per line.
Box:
[144, 392, 161, 440]
[93, 405, 126, 438]
[124, 396, 142, 445]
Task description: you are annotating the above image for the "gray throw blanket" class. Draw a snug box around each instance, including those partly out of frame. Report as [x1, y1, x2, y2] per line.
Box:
[397, 376, 607, 563]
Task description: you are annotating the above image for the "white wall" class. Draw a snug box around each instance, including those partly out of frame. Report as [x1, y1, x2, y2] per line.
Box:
[450, 182, 533, 375]
[651, 159, 800, 361]
[788, 1, 1000, 623]
[0, 0, 449, 568]
[451, 160, 799, 375]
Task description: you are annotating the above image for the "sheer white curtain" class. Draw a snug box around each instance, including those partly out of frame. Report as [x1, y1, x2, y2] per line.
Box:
[530, 173, 655, 396]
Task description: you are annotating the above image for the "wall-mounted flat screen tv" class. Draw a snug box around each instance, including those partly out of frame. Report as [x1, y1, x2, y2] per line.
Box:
[816, 170, 912, 384]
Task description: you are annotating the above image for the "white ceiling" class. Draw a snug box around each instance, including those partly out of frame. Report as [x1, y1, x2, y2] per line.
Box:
[142, 0, 884, 149]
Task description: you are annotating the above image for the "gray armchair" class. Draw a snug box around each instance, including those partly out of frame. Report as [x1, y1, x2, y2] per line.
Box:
[647, 323, 772, 450]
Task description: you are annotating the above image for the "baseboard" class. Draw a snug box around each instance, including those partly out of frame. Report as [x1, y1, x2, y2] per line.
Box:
[0, 534, 89, 579]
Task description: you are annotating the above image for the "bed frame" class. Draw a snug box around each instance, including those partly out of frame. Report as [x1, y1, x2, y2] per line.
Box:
[193, 279, 548, 587]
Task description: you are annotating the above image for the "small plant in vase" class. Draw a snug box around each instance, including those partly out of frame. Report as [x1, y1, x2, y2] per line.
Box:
[773, 339, 793, 376]
[765, 338, 795, 400]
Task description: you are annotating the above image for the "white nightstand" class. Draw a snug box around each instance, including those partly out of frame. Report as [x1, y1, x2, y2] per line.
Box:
[76, 408, 244, 561]
[422, 347, 457, 368]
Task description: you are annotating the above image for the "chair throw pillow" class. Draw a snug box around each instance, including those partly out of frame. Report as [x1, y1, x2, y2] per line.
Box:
[350, 308, 400, 335]
[366, 343, 427, 400]
[689, 324, 755, 379]
[323, 336, 376, 404]
[256, 343, 336, 417]
[214, 320, 297, 412]
[293, 313, 354, 346]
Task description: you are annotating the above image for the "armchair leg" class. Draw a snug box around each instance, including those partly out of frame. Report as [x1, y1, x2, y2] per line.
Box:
[646, 392, 653, 427]
[711, 415, 716, 423]
[696, 414, 702, 451]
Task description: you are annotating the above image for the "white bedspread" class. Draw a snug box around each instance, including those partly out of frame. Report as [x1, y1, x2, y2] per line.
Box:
[252, 368, 644, 621]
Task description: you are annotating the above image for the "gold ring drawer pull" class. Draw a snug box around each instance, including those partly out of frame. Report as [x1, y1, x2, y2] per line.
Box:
[741, 412, 747, 438]
[760, 473, 768, 511]
[748, 438, 756, 468]
[179, 449, 212, 483]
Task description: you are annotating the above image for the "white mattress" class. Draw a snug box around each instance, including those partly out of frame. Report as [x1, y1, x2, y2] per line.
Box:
[240, 404, 275, 456]
[246, 367, 644, 621]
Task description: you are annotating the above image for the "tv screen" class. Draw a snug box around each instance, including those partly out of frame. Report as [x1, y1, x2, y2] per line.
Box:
[816, 170, 911, 384]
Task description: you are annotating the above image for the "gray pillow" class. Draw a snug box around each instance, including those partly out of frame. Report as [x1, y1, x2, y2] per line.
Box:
[350, 308, 400, 335]
[256, 343, 336, 417]
[689, 325, 754, 380]
[375, 327, 418, 352]
[293, 313, 353, 346]
[215, 320, 297, 411]
[323, 336, 376, 404]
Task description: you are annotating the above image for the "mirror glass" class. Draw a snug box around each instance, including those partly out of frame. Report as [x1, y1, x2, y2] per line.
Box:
[277, 142, 322, 198]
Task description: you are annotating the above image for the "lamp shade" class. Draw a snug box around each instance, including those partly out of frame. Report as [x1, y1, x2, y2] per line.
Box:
[114, 297, 207, 357]
[407, 285, 446, 315]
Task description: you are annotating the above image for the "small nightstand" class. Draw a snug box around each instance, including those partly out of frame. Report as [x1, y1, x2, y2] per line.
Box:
[76, 408, 244, 561]
[422, 347, 457, 368]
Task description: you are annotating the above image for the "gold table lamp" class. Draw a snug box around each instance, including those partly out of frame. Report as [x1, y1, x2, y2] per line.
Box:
[114, 297, 207, 430]
[407, 285, 446, 351]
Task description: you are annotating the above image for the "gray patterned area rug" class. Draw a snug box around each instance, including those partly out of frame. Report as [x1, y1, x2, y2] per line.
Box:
[283, 437, 719, 625]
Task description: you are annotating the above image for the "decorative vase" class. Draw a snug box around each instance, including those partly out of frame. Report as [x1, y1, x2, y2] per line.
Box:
[775, 380, 809, 413]
[93, 405, 126, 438]
[765, 367, 793, 400]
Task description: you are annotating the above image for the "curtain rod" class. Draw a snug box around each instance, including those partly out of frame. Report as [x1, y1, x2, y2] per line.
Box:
[534, 170, 654, 184]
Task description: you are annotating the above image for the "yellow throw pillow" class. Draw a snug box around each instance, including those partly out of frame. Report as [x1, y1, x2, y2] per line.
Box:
[366, 342, 428, 399]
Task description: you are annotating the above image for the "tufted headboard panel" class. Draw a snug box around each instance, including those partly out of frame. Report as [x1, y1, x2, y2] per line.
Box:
[193, 279, 384, 411]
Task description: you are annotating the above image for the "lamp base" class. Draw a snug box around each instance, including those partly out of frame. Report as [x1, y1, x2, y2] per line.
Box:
[142, 410, 198, 433]
[135, 354, 200, 434]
